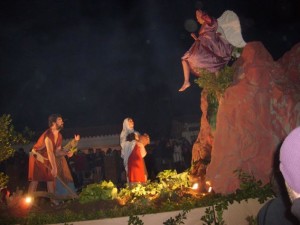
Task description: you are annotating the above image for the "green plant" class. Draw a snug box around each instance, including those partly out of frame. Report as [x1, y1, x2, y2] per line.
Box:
[206, 93, 219, 130]
[201, 207, 215, 225]
[245, 215, 257, 225]
[233, 169, 274, 203]
[163, 209, 190, 225]
[194, 66, 234, 129]
[0, 172, 9, 190]
[157, 170, 190, 190]
[79, 180, 118, 203]
[0, 114, 28, 162]
[200, 206, 225, 225]
[194, 66, 234, 100]
[128, 215, 144, 225]
[127, 210, 190, 225]
[1, 170, 274, 224]
[200, 170, 274, 225]
[0, 114, 28, 189]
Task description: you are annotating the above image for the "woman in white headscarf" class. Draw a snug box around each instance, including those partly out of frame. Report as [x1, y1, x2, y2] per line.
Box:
[120, 118, 139, 178]
[120, 118, 135, 153]
[122, 133, 138, 178]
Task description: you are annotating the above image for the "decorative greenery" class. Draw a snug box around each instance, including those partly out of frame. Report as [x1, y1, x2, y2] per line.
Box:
[163, 209, 190, 225]
[128, 215, 144, 225]
[0, 170, 274, 225]
[245, 215, 257, 225]
[200, 198, 227, 225]
[79, 180, 118, 203]
[89, 170, 191, 206]
[157, 170, 190, 190]
[0, 172, 9, 190]
[0, 114, 28, 189]
[0, 114, 28, 162]
[206, 94, 219, 130]
[127, 210, 190, 225]
[194, 66, 234, 129]
[233, 169, 274, 203]
[200, 169, 274, 225]
[194, 66, 234, 100]
[201, 207, 221, 225]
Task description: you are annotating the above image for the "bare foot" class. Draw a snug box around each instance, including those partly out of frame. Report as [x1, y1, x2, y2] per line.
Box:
[178, 82, 191, 92]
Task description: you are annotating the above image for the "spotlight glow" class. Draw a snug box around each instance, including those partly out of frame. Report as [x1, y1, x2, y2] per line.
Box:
[24, 196, 32, 204]
[208, 186, 213, 193]
[192, 183, 199, 190]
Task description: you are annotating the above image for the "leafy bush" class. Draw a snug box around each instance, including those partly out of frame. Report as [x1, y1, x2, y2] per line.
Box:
[233, 169, 274, 203]
[156, 170, 190, 190]
[79, 180, 118, 203]
[194, 66, 234, 100]
[0, 114, 27, 162]
[1, 170, 274, 225]
[0, 114, 28, 189]
[194, 66, 234, 129]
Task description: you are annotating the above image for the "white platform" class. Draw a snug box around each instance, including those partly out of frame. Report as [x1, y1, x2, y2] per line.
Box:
[50, 198, 266, 225]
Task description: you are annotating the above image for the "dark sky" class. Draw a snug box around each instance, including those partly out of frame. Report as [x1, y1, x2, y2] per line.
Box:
[0, 0, 299, 138]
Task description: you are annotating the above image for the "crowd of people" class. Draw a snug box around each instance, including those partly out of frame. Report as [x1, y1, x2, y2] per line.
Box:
[68, 135, 192, 190]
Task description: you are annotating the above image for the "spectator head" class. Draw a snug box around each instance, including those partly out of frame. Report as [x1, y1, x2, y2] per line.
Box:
[280, 127, 300, 200]
[280, 127, 300, 221]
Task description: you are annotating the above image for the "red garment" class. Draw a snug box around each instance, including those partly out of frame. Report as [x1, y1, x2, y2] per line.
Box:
[127, 143, 146, 183]
[28, 129, 62, 181]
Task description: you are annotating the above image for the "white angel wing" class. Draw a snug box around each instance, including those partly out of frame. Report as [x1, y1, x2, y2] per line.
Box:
[217, 10, 246, 48]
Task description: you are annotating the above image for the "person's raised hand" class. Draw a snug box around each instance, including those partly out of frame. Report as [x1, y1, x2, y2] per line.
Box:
[74, 134, 80, 141]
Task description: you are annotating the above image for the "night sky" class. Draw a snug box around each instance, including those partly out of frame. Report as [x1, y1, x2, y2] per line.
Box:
[0, 0, 299, 138]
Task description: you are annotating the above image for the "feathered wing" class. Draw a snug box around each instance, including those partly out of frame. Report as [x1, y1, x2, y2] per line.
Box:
[217, 10, 246, 48]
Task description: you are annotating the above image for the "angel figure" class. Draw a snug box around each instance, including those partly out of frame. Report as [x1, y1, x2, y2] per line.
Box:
[179, 9, 246, 92]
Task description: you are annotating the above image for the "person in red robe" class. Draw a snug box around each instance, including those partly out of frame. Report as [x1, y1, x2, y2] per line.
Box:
[28, 114, 77, 202]
[127, 134, 150, 184]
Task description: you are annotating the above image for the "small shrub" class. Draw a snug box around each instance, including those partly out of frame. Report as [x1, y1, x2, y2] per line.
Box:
[163, 209, 190, 225]
[128, 215, 144, 225]
[79, 180, 118, 203]
[194, 66, 234, 129]
[194, 66, 234, 100]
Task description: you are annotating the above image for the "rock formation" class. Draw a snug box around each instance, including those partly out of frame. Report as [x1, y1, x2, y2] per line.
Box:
[193, 41, 300, 194]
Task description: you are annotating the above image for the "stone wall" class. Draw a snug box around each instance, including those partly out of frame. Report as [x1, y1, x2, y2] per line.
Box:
[194, 42, 300, 194]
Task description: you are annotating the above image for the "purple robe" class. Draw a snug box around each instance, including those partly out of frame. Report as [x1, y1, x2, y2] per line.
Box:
[182, 16, 233, 76]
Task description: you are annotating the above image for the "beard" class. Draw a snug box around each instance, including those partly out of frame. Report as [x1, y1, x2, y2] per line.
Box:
[56, 123, 64, 131]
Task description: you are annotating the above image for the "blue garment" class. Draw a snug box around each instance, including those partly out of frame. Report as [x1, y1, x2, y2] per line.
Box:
[55, 179, 76, 197]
